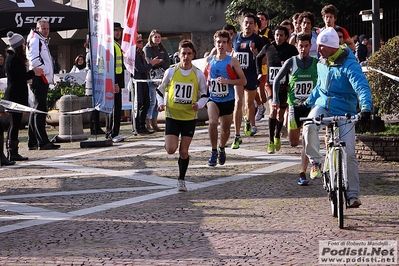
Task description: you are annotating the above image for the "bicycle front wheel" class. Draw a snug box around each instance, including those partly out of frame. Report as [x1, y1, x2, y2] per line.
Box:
[330, 191, 337, 218]
[324, 170, 337, 217]
[335, 148, 344, 229]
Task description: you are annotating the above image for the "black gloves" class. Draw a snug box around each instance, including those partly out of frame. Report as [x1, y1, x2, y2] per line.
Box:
[360, 110, 371, 123]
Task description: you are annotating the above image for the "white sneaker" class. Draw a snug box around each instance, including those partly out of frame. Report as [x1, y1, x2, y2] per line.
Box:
[112, 136, 124, 142]
[255, 104, 265, 121]
[177, 180, 187, 192]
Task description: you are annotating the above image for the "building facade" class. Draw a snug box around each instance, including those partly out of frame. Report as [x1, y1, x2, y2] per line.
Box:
[61, 0, 231, 71]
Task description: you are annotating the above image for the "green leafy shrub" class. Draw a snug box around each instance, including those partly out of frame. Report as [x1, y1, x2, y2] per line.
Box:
[375, 124, 399, 136]
[47, 80, 85, 110]
[366, 36, 399, 115]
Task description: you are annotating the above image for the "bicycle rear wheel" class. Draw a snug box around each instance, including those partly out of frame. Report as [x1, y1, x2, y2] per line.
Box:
[335, 149, 344, 229]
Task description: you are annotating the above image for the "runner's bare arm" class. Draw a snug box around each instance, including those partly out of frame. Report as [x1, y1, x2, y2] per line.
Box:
[225, 57, 247, 86]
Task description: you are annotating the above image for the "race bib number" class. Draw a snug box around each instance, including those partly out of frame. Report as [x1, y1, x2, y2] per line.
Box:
[235, 52, 249, 69]
[268, 67, 286, 84]
[174, 82, 194, 104]
[210, 78, 228, 98]
[294, 81, 313, 97]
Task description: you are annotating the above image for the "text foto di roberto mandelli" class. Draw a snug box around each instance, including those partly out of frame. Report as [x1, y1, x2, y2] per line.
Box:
[319, 240, 397, 265]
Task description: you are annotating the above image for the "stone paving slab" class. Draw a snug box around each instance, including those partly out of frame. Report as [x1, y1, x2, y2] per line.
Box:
[0, 164, 398, 265]
[0, 121, 398, 265]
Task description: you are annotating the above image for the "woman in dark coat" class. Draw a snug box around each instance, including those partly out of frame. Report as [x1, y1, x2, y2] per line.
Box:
[4, 31, 43, 163]
[133, 34, 163, 134]
[143, 29, 170, 132]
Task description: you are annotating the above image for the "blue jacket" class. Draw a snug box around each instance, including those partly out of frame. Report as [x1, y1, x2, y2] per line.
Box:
[306, 47, 372, 116]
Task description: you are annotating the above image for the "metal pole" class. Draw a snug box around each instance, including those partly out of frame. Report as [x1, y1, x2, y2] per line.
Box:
[131, 78, 137, 135]
[372, 0, 380, 53]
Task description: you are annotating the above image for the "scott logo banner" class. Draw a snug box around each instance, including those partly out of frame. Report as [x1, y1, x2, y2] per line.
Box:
[1, 0, 88, 35]
[15, 12, 65, 27]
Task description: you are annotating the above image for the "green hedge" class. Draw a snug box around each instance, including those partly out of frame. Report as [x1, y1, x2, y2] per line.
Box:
[47, 80, 85, 110]
[366, 36, 399, 115]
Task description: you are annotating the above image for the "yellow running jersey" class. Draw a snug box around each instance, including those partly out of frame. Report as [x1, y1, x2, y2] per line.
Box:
[165, 65, 199, 121]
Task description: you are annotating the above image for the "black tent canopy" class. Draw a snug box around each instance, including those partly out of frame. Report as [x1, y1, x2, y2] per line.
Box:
[0, 0, 88, 36]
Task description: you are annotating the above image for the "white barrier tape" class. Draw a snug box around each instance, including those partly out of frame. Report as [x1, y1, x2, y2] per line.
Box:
[127, 79, 162, 92]
[132, 79, 162, 83]
[0, 99, 47, 114]
[368, 67, 399, 82]
[60, 108, 96, 115]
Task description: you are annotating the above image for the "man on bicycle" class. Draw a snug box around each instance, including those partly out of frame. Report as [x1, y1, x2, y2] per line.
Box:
[303, 27, 372, 208]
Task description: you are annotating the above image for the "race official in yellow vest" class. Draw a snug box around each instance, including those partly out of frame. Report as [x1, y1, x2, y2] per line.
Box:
[114, 42, 123, 74]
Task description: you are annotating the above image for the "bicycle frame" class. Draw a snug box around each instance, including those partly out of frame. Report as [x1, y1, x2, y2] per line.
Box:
[325, 124, 348, 189]
[323, 122, 348, 228]
[301, 114, 358, 229]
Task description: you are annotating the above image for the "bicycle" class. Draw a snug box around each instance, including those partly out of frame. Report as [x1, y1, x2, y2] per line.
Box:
[300, 114, 359, 229]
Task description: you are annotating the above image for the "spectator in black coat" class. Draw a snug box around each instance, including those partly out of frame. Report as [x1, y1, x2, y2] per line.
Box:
[355, 34, 368, 64]
[4, 31, 43, 163]
[133, 34, 163, 134]
[0, 54, 6, 78]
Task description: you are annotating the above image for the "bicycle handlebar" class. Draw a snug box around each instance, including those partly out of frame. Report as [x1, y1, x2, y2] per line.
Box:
[300, 114, 359, 125]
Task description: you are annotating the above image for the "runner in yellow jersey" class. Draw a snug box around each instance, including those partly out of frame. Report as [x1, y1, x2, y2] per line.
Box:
[157, 39, 209, 192]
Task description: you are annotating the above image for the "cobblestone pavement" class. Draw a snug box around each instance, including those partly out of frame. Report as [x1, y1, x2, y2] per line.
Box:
[0, 119, 398, 265]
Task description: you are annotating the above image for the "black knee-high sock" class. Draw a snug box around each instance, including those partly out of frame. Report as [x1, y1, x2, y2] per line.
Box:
[275, 120, 284, 138]
[178, 156, 190, 180]
[269, 118, 277, 143]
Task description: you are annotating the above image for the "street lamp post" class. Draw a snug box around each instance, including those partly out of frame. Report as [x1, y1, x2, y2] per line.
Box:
[372, 0, 380, 53]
